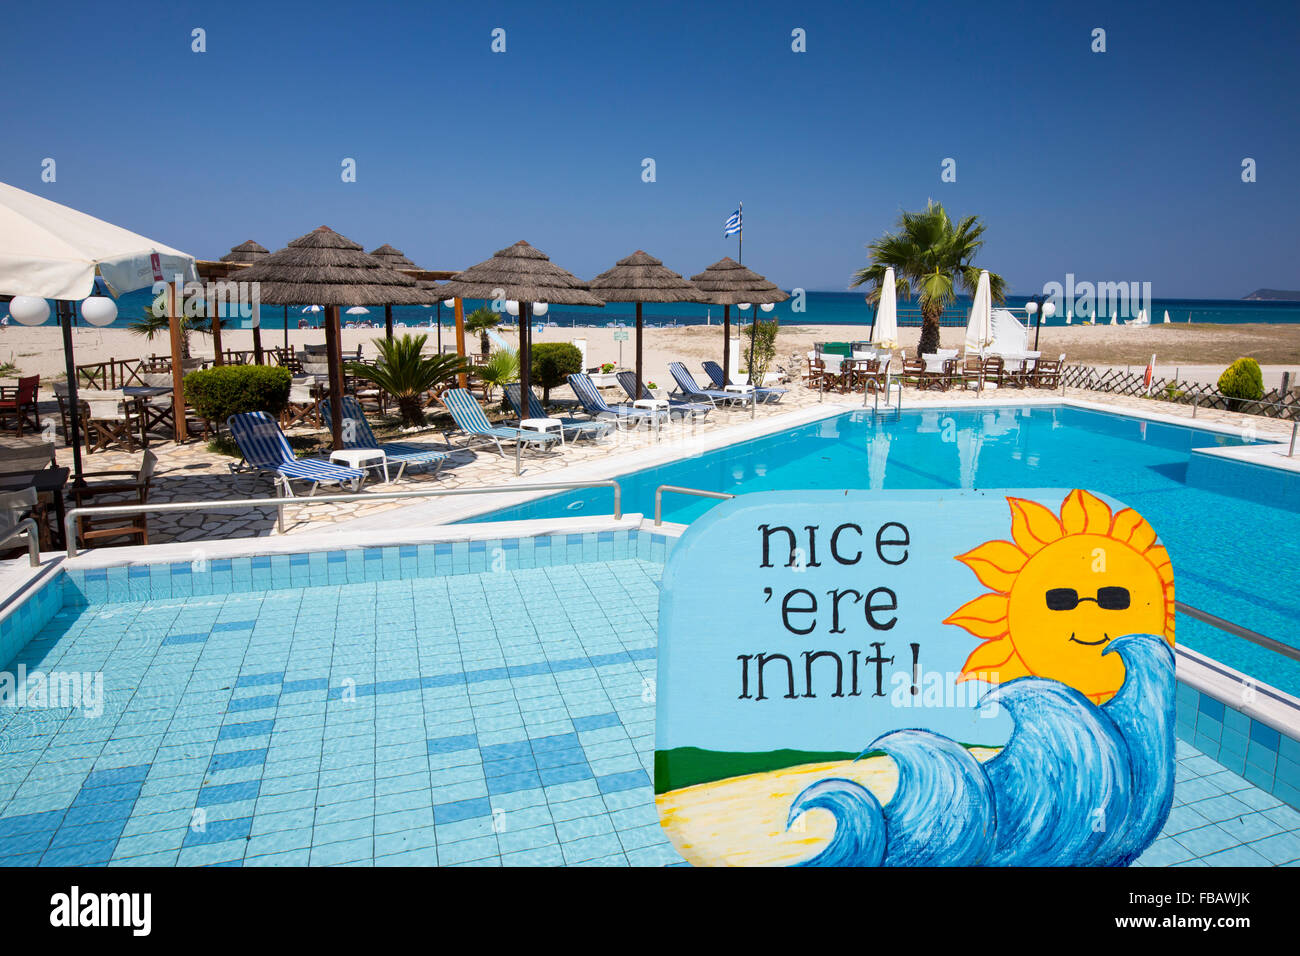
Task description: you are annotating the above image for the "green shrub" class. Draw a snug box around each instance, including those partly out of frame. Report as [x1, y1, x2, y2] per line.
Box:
[530, 342, 583, 402]
[1218, 358, 1264, 410]
[184, 365, 291, 426]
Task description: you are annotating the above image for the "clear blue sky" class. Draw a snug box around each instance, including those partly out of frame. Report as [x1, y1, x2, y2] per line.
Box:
[3, 0, 1297, 296]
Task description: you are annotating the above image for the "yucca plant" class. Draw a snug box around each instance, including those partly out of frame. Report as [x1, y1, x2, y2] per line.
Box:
[851, 200, 1006, 356]
[347, 333, 468, 427]
[476, 349, 520, 404]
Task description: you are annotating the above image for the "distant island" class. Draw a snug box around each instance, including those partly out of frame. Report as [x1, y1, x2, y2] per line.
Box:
[1243, 289, 1300, 301]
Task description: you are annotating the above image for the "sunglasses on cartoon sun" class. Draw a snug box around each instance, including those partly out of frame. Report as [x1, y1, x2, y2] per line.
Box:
[1044, 586, 1131, 611]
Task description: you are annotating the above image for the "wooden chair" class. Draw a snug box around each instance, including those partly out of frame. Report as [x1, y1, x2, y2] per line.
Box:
[0, 442, 57, 548]
[0, 376, 40, 436]
[281, 376, 322, 429]
[79, 389, 142, 454]
[1033, 355, 1064, 389]
[982, 355, 1006, 388]
[72, 449, 157, 547]
[958, 355, 985, 390]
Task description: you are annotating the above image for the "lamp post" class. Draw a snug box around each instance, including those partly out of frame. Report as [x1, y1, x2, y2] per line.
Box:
[1025, 295, 1057, 351]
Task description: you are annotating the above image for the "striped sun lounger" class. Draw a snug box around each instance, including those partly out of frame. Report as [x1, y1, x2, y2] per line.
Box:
[504, 385, 613, 443]
[227, 411, 365, 497]
[667, 362, 753, 407]
[614, 371, 711, 420]
[567, 373, 666, 428]
[439, 388, 561, 457]
[702, 361, 788, 403]
[320, 396, 451, 482]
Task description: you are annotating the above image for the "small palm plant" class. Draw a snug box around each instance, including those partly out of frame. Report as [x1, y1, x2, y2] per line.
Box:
[347, 333, 468, 427]
[850, 200, 1005, 356]
[465, 307, 501, 355]
[128, 298, 225, 360]
[476, 349, 520, 404]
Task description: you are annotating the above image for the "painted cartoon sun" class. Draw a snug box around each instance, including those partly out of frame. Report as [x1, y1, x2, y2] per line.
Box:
[945, 489, 1175, 704]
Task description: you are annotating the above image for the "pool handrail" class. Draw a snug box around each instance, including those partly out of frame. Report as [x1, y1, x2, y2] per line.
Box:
[653, 485, 735, 526]
[63, 479, 622, 557]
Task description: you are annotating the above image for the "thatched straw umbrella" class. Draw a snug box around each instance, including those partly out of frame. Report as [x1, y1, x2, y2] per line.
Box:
[234, 226, 429, 448]
[368, 244, 423, 340]
[437, 241, 603, 427]
[589, 251, 701, 395]
[220, 240, 270, 363]
[690, 257, 789, 385]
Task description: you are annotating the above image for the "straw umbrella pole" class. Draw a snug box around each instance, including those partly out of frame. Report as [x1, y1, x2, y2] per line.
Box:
[588, 251, 701, 395]
[436, 241, 603, 440]
[219, 240, 270, 363]
[232, 227, 428, 448]
[690, 257, 788, 386]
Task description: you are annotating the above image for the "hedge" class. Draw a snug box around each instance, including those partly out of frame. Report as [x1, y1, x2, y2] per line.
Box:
[530, 342, 583, 402]
[183, 365, 292, 426]
[1217, 357, 1265, 410]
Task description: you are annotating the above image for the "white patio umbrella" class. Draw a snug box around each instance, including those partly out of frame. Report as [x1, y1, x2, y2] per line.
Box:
[345, 306, 369, 315]
[869, 266, 898, 349]
[963, 269, 993, 353]
[0, 180, 197, 476]
[1163, 310, 1171, 324]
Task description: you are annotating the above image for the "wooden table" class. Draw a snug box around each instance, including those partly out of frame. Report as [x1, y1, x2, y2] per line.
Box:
[0, 466, 70, 550]
[123, 386, 174, 444]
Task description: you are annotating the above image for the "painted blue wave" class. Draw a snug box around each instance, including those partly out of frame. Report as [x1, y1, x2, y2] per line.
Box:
[786, 633, 1175, 867]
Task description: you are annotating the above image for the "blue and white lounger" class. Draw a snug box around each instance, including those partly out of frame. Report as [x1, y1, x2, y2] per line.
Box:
[504, 385, 613, 443]
[320, 395, 450, 481]
[228, 411, 365, 497]
[439, 388, 562, 456]
[667, 362, 753, 407]
[614, 372, 711, 420]
[566, 373, 667, 428]
[702, 361, 788, 404]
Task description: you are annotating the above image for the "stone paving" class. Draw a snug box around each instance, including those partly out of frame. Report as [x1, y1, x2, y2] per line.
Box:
[25, 380, 1298, 549]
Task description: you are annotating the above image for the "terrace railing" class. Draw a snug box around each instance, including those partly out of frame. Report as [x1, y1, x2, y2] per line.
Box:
[63, 479, 623, 557]
[1062, 364, 1300, 421]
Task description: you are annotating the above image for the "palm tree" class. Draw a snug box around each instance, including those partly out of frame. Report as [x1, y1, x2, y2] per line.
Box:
[128, 301, 225, 360]
[476, 349, 520, 404]
[851, 200, 1006, 356]
[465, 307, 500, 355]
[347, 333, 468, 427]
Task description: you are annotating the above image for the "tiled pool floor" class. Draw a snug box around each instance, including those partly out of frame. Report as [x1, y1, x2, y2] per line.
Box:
[0, 558, 1297, 867]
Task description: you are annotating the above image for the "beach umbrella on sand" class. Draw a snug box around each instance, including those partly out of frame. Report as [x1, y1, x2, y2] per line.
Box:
[869, 267, 899, 349]
[436, 241, 603, 449]
[1163, 310, 1171, 324]
[689, 257, 788, 385]
[589, 251, 702, 395]
[964, 270, 993, 353]
[220, 240, 270, 362]
[232, 226, 429, 449]
[0, 180, 197, 475]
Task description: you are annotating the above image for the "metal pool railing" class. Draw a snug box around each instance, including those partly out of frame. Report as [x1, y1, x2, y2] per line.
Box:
[62, 479, 623, 557]
[1176, 601, 1300, 664]
[653, 485, 735, 526]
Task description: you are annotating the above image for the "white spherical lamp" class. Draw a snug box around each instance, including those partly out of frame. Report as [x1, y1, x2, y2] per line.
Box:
[532, 302, 548, 316]
[9, 296, 51, 326]
[81, 296, 119, 327]
[1025, 301, 1039, 315]
[442, 298, 455, 308]
[505, 300, 520, 316]
[760, 303, 775, 312]
[738, 302, 752, 311]
[1042, 301, 1057, 319]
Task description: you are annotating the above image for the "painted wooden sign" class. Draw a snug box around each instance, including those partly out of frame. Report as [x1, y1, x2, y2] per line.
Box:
[655, 488, 1176, 867]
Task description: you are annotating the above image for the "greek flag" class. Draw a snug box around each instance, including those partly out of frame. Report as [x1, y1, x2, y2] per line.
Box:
[723, 208, 742, 237]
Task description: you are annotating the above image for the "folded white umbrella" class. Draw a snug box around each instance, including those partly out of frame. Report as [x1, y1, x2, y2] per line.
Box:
[0, 181, 195, 298]
[869, 266, 898, 349]
[964, 269, 993, 353]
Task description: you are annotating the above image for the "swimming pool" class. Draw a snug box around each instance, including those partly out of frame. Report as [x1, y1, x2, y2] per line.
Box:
[470, 405, 1300, 693]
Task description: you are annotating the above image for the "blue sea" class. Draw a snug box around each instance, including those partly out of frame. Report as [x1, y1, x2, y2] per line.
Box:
[44, 289, 1300, 331]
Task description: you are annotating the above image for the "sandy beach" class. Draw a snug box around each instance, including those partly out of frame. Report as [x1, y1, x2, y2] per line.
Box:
[3, 321, 1298, 390]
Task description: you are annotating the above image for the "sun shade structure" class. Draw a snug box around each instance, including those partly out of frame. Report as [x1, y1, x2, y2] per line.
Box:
[0, 180, 198, 469]
[871, 266, 900, 350]
[219, 240, 269, 264]
[236, 226, 432, 448]
[438, 241, 603, 439]
[368, 244, 436, 339]
[589, 250, 701, 398]
[216, 240, 273, 364]
[690, 257, 789, 383]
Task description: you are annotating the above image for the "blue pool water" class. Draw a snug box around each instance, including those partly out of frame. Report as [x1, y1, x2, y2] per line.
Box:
[473, 405, 1300, 692]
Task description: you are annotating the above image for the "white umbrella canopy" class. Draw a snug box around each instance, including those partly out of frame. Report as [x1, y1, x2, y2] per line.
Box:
[964, 269, 993, 353]
[869, 267, 899, 348]
[0, 181, 196, 298]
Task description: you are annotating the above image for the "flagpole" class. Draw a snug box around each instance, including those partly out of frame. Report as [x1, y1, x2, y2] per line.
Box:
[738, 200, 743, 265]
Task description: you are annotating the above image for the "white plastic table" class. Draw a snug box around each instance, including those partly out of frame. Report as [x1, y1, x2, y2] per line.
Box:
[329, 447, 389, 482]
[520, 417, 566, 445]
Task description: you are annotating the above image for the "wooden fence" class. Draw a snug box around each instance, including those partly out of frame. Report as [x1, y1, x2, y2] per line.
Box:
[1062, 365, 1299, 420]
